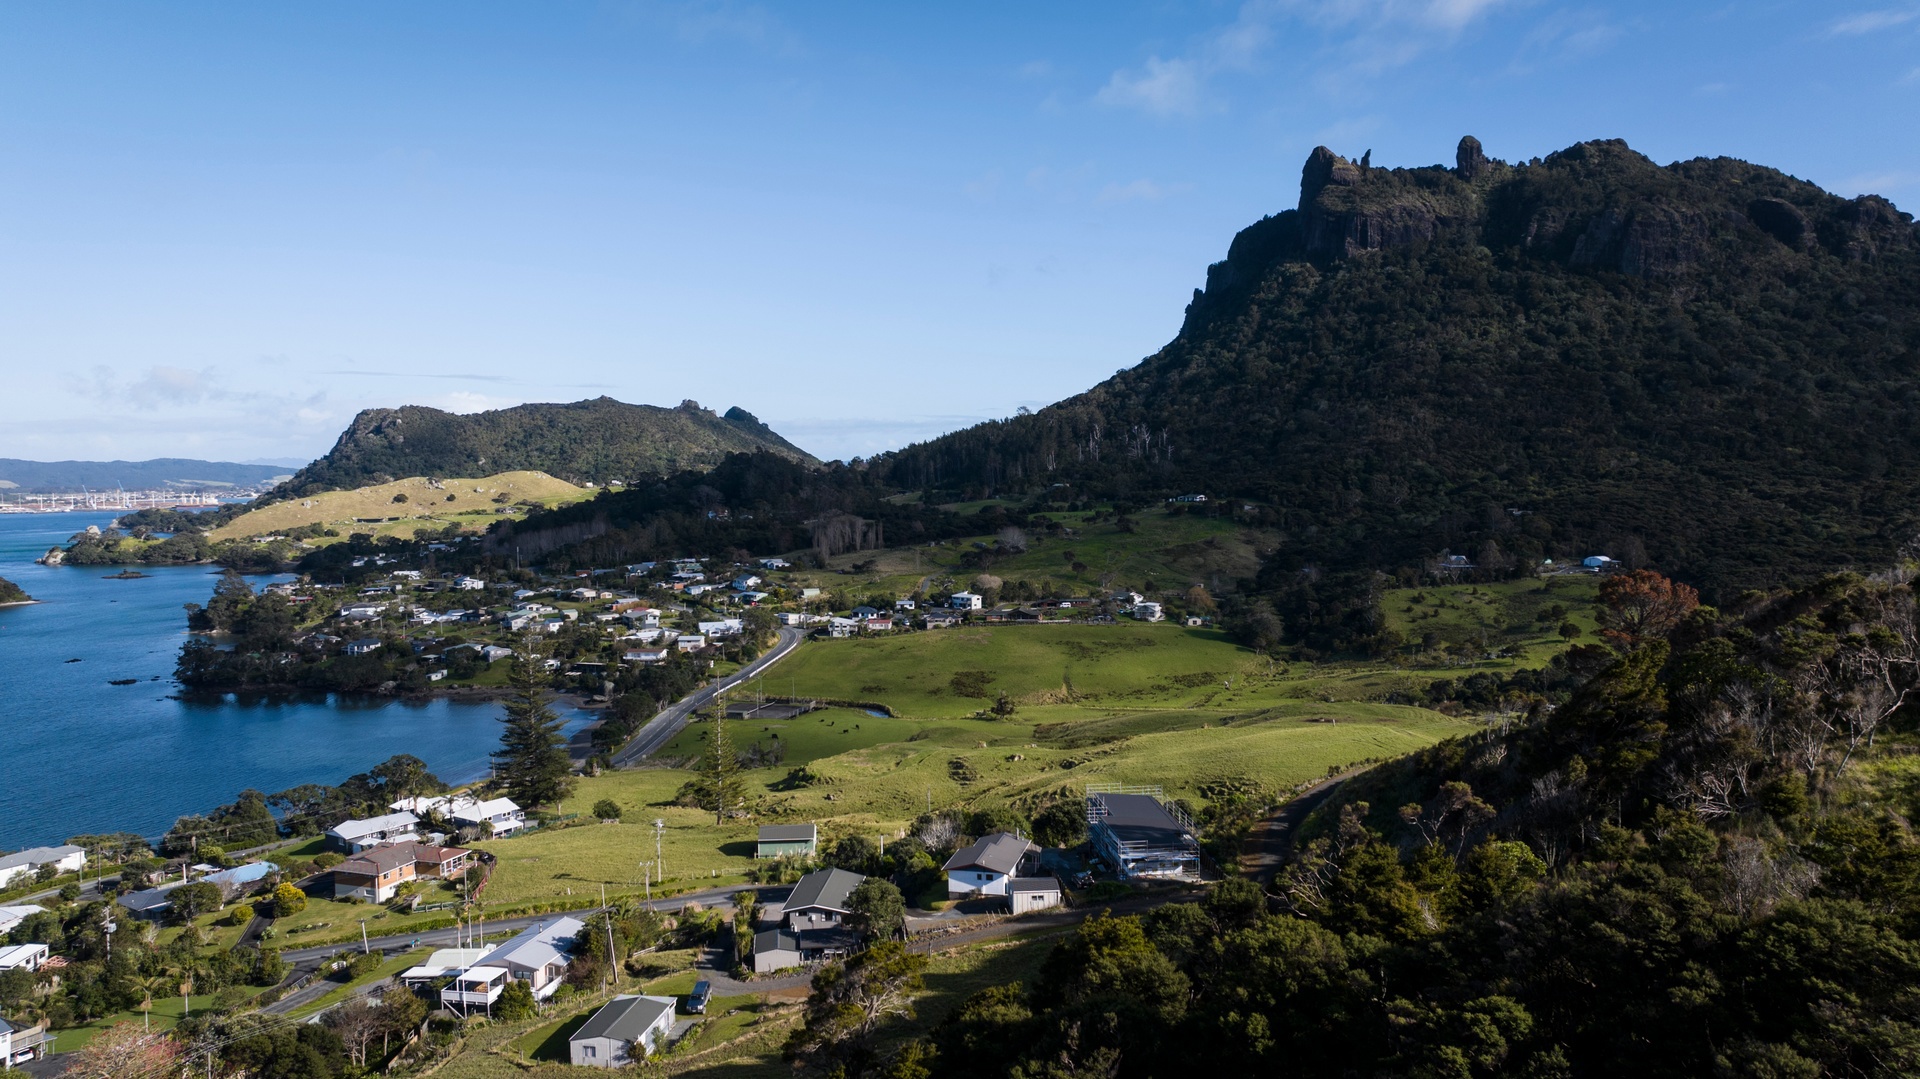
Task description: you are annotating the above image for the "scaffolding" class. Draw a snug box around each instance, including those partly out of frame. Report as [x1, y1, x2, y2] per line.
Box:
[1084, 785, 1201, 880]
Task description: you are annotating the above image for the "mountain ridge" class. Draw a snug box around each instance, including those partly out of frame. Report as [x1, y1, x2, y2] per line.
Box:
[265, 396, 817, 502]
[0, 457, 294, 492]
[877, 136, 1920, 600]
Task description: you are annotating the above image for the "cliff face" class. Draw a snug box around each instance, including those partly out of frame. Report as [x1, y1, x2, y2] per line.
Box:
[267, 397, 818, 500]
[880, 136, 1920, 597]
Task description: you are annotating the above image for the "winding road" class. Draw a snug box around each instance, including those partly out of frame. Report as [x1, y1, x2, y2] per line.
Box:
[610, 625, 806, 768]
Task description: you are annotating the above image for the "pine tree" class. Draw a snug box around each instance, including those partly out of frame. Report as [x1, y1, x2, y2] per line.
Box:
[492, 643, 575, 809]
[702, 705, 745, 825]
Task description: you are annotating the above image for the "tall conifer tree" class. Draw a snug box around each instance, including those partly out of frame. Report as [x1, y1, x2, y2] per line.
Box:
[492, 642, 575, 808]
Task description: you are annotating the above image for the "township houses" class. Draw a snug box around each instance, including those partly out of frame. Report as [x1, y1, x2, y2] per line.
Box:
[755, 824, 818, 859]
[624, 647, 670, 665]
[331, 841, 470, 902]
[344, 638, 383, 656]
[923, 609, 965, 628]
[1088, 789, 1202, 879]
[675, 634, 708, 652]
[949, 591, 983, 610]
[752, 868, 864, 973]
[569, 994, 678, 1068]
[440, 916, 585, 1015]
[699, 619, 744, 638]
[0, 846, 85, 889]
[325, 811, 421, 854]
[942, 833, 1042, 901]
[453, 576, 486, 590]
[451, 797, 525, 837]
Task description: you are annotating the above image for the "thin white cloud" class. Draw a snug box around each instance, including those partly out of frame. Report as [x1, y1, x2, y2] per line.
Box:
[429, 391, 522, 415]
[1830, 8, 1919, 34]
[1096, 56, 1208, 116]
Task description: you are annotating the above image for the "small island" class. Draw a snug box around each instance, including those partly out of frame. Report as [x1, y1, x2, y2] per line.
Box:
[0, 573, 32, 605]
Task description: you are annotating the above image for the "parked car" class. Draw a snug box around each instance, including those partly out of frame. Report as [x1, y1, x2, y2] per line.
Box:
[686, 979, 712, 1014]
[1073, 872, 1095, 889]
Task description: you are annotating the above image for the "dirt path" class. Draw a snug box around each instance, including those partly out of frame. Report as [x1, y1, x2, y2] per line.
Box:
[1239, 770, 1360, 883]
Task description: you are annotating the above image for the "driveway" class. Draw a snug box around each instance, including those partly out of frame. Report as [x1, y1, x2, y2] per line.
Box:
[611, 626, 805, 767]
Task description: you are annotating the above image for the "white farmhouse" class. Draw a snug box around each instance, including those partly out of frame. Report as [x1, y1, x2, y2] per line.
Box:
[941, 833, 1039, 900]
[949, 591, 983, 610]
[452, 797, 525, 837]
[325, 811, 421, 854]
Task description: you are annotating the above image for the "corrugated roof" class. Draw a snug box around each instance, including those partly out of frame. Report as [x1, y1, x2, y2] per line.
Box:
[573, 995, 675, 1044]
[1092, 794, 1192, 847]
[326, 811, 419, 841]
[479, 916, 584, 972]
[0, 846, 83, 872]
[941, 833, 1034, 875]
[757, 824, 817, 842]
[1009, 875, 1061, 893]
[786, 868, 864, 913]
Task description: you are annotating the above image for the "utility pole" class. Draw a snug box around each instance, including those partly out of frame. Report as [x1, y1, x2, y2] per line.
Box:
[361, 921, 370, 955]
[653, 819, 665, 881]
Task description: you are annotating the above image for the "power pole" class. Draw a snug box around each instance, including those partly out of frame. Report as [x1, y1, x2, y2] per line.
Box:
[654, 819, 665, 881]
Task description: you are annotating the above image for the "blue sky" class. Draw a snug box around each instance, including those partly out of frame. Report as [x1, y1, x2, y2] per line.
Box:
[1, 2, 1915, 466]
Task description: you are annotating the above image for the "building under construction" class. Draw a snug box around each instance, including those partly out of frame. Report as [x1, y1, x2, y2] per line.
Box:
[1085, 785, 1201, 880]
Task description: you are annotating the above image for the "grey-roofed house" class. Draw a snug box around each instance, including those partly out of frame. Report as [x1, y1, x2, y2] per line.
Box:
[1087, 790, 1201, 879]
[1009, 875, 1064, 914]
[0, 845, 86, 890]
[752, 927, 803, 973]
[751, 868, 867, 972]
[440, 916, 585, 1015]
[325, 811, 421, 854]
[755, 824, 818, 859]
[942, 833, 1039, 900]
[569, 994, 677, 1067]
[783, 868, 863, 929]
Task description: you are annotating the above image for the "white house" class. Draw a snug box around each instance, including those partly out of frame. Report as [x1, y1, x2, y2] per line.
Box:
[1110, 591, 1144, 608]
[569, 994, 677, 1067]
[325, 811, 421, 854]
[454, 576, 486, 590]
[1583, 555, 1614, 570]
[941, 833, 1038, 900]
[0, 1013, 48, 1069]
[452, 797, 525, 837]
[676, 634, 709, 652]
[622, 607, 663, 628]
[699, 619, 745, 638]
[390, 794, 479, 819]
[949, 592, 983, 610]
[0, 906, 43, 937]
[344, 638, 383, 656]
[0, 944, 48, 973]
[480, 645, 515, 662]
[776, 612, 807, 626]
[440, 916, 585, 1015]
[624, 648, 670, 665]
[894, 598, 917, 611]
[0, 846, 85, 889]
[1132, 602, 1164, 622]
[731, 574, 761, 591]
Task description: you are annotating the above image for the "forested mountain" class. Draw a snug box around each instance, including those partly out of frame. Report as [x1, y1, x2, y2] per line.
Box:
[0, 457, 292, 492]
[878, 137, 1920, 600]
[265, 397, 816, 501]
[0, 575, 29, 603]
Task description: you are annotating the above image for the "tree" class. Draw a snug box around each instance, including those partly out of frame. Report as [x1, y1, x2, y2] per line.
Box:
[785, 940, 928, 1077]
[272, 882, 308, 918]
[58, 1023, 182, 1078]
[494, 978, 536, 1021]
[701, 710, 746, 826]
[325, 997, 386, 1068]
[847, 878, 907, 942]
[1596, 570, 1699, 648]
[1558, 620, 1582, 640]
[169, 881, 224, 924]
[829, 835, 883, 875]
[990, 691, 1018, 719]
[491, 643, 576, 808]
[1031, 800, 1088, 849]
[593, 798, 622, 821]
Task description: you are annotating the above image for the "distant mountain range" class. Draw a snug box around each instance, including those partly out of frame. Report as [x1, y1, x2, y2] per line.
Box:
[0, 458, 296, 493]
[265, 397, 817, 500]
[878, 136, 1920, 598]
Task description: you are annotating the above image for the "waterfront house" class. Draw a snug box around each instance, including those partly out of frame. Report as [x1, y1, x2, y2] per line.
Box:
[451, 797, 525, 837]
[942, 833, 1039, 900]
[325, 811, 421, 854]
[331, 841, 469, 902]
[569, 994, 677, 1067]
[756, 824, 818, 859]
[0, 847, 85, 889]
[440, 916, 585, 1014]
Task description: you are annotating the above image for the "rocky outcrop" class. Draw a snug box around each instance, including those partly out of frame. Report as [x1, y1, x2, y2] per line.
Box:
[1299, 146, 1460, 260]
[1456, 135, 1491, 181]
[1833, 195, 1916, 262]
[1748, 197, 1811, 249]
[1570, 204, 1709, 279]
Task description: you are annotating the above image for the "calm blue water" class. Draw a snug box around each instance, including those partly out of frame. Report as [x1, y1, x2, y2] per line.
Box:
[0, 512, 591, 848]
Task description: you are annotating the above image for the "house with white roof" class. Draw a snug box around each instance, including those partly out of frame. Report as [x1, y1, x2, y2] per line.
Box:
[451, 798, 525, 837]
[570, 994, 678, 1067]
[1132, 602, 1164, 622]
[441, 916, 585, 1015]
[454, 576, 486, 590]
[325, 811, 421, 854]
[0, 846, 85, 889]
[0, 906, 44, 937]
[949, 592, 983, 610]
[699, 619, 744, 638]
[0, 944, 48, 973]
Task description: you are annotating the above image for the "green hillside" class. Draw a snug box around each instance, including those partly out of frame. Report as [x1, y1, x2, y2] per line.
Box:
[0, 575, 30, 604]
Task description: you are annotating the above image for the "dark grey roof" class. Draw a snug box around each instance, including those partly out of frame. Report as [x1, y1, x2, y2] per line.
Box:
[942, 833, 1034, 875]
[0, 1016, 15, 1034]
[572, 995, 674, 1044]
[1092, 794, 1192, 847]
[116, 886, 177, 913]
[1009, 875, 1061, 893]
[758, 824, 817, 843]
[754, 927, 799, 954]
[786, 868, 864, 913]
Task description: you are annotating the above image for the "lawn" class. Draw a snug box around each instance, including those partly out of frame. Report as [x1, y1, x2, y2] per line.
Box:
[51, 986, 269, 1051]
[1380, 576, 1603, 667]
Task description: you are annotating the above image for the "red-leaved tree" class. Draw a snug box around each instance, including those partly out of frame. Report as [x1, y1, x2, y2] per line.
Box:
[1596, 570, 1699, 647]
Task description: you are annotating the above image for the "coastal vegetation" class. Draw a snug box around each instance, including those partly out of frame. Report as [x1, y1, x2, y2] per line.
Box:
[0, 574, 29, 603]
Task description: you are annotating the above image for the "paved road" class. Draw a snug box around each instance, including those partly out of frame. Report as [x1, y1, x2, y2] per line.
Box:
[611, 626, 806, 768]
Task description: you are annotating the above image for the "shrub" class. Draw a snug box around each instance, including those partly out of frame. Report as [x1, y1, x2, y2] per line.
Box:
[313, 852, 345, 869]
[593, 799, 622, 821]
[272, 882, 308, 918]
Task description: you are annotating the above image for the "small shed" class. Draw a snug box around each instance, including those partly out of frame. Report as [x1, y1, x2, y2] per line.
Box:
[757, 824, 818, 859]
[568, 994, 677, 1067]
[1009, 875, 1064, 914]
[752, 927, 802, 972]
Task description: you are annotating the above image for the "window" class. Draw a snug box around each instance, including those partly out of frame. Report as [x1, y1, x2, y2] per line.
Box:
[583, 1046, 596, 1058]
